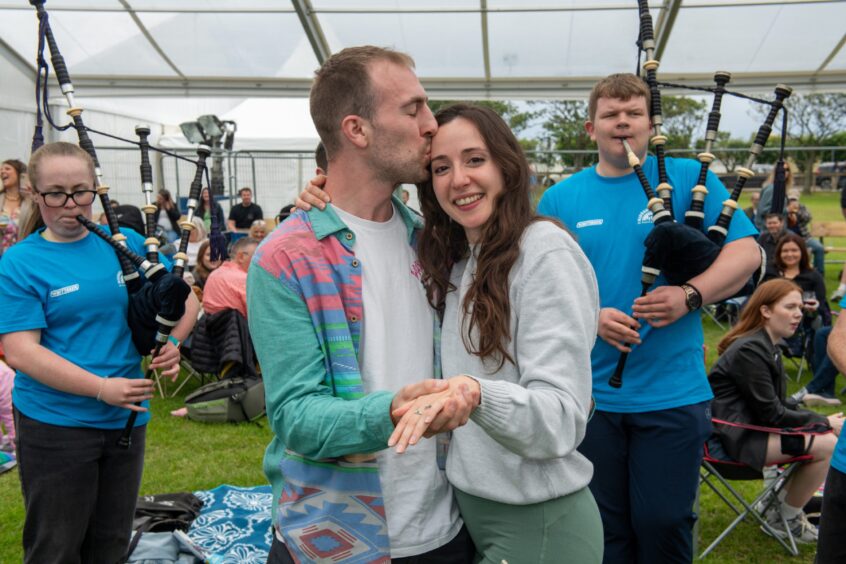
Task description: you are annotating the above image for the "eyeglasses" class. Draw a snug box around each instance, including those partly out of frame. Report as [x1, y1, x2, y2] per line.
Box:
[39, 190, 97, 208]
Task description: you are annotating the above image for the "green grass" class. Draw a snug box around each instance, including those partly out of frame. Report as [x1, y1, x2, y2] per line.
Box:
[1, 192, 844, 562]
[0, 381, 272, 563]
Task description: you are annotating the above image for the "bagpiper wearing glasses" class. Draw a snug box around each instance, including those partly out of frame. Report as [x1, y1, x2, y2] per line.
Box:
[0, 141, 199, 563]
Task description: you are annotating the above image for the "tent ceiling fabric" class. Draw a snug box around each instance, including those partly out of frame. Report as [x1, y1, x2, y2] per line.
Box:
[1, 0, 845, 99]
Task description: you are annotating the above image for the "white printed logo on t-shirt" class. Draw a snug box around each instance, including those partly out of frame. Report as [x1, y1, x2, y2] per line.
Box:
[576, 219, 604, 229]
[637, 208, 654, 225]
[49, 284, 80, 298]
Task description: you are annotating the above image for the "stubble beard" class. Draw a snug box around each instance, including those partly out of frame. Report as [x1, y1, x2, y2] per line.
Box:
[372, 143, 430, 186]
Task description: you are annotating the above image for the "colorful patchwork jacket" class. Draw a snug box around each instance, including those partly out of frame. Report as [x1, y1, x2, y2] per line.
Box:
[247, 197, 429, 563]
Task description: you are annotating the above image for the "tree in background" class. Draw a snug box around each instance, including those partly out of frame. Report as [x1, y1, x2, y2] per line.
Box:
[531, 100, 593, 171]
[755, 93, 846, 191]
[700, 131, 754, 173]
[662, 96, 707, 149]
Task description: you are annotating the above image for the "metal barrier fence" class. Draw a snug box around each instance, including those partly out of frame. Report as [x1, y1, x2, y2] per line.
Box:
[525, 145, 846, 191]
[92, 147, 319, 219]
[90, 144, 844, 217]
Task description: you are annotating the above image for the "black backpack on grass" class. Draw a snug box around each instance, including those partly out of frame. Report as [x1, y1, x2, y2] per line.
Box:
[125, 492, 204, 561]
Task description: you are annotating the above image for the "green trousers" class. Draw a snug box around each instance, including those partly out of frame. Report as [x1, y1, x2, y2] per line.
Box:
[454, 486, 603, 564]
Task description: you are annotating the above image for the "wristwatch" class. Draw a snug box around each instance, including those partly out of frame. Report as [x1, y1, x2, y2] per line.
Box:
[680, 283, 703, 312]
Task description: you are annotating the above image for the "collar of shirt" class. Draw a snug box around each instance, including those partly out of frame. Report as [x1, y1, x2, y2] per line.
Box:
[306, 194, 423, 248]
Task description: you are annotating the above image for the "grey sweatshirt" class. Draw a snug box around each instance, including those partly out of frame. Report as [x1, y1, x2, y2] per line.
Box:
[442, 221, 599, 505]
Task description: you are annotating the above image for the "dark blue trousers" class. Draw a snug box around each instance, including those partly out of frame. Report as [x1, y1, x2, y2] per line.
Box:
[808, 325, 839, 396]
[14, 407, 146, 564]
[578, 401, 712, 564]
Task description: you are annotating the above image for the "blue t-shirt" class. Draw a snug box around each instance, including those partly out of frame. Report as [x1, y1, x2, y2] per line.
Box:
[831, 295, 846, 473]
[0, 227, 165, 428]
[538, 156, 758, 413]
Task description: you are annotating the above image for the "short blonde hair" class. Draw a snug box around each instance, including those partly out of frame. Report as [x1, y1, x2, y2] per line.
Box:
[191, 216, 207, 240]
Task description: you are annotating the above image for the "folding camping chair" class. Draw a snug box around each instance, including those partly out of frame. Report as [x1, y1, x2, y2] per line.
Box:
[698, 421, 818, 559]
[779, 320, 816, 383]
[702, 296, 745, 331]
[143, 332, 217, 398]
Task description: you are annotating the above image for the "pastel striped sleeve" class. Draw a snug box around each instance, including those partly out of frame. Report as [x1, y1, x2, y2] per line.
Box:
[247, 262, 395, 459]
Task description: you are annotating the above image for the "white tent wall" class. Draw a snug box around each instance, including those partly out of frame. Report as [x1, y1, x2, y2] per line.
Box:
[41, 101, 167, 218]
[0, 44, 36, 163]
[0, 108, 35, 166]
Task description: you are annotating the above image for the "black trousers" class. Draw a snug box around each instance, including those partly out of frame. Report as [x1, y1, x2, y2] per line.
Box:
[817, 466, 846, 564]
[267, 525, 475, 564]
[14, 407, 146, 564]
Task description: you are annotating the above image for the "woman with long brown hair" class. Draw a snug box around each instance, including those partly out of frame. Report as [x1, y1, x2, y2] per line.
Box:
[192, 239, 221, 290]
[196, 187, 225, 233]
[763, 233, 839, 406]
[764, 233, 829, 323]
[709, 278, 842, 544]
[389, 104, 602, 562]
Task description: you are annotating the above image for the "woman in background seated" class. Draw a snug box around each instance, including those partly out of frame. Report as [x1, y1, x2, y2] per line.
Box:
[154, 188, 181, 243]
[196, 187, 225, 234]
[709, 279, 842, 544]
[763, 233, 830, 326]
[186, 216, 208, 268]
[248, 219, 267, 242]
[192, 240, 221, 290]
[763, 234, 840, 406]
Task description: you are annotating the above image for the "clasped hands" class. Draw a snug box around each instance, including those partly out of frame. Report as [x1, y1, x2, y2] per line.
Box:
[388, 375, 481, 454]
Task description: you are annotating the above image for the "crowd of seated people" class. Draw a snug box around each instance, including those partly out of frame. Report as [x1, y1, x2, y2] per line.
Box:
[756, 165, 825, 274]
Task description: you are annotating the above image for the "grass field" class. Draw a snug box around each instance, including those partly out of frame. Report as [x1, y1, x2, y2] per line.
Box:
[1, 192, 844, 562]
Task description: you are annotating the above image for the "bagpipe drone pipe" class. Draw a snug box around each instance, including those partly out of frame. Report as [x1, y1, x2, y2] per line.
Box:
[609, 0, 792, 389]
[29, 0, 220, 445]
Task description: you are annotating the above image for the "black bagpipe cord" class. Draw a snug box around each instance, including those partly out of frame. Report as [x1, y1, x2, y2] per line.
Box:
[770, 110, 790, 216]
[207, 166, 228, 263]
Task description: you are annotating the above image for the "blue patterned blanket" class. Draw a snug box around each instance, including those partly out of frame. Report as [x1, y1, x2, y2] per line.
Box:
[187, 484, 273, 563]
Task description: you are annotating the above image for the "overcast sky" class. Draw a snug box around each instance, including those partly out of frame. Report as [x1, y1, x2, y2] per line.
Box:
[83, 94, 764, 147]
[220, 96, 763, 142]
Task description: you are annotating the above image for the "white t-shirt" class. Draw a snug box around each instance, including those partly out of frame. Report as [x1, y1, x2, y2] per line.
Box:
[333, 204, 462, 558]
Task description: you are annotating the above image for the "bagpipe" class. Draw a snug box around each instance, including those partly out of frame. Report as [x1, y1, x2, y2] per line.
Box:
[609, 0, 792, 389]
[29, 0, 223, 445]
